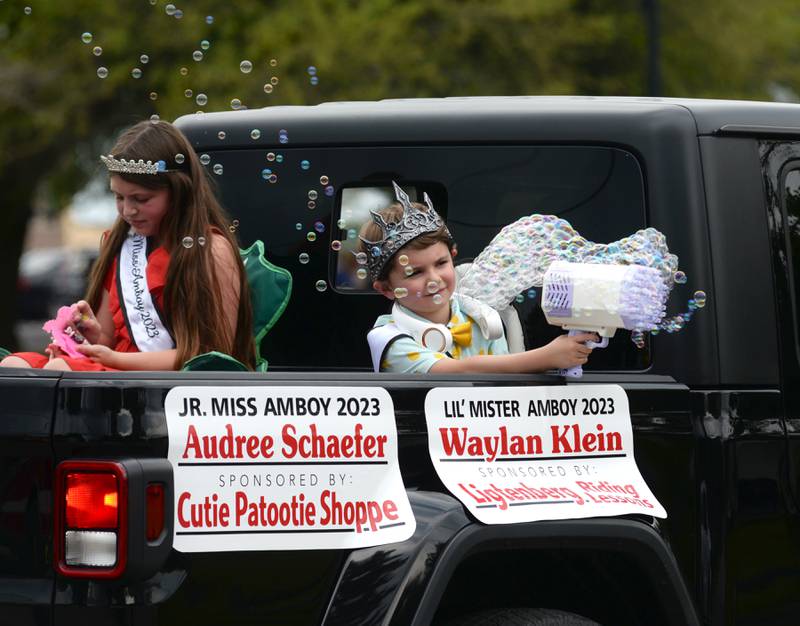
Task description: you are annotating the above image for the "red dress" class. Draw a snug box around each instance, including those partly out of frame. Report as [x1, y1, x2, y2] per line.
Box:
[15, 245, 170, 371]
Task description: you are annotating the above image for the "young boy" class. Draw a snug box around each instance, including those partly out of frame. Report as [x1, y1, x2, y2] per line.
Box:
[360, 183, 596, 374]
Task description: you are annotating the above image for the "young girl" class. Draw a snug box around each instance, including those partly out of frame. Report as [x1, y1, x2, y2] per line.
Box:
[360, 183, 595, 374]
[1, 120, 255, 371]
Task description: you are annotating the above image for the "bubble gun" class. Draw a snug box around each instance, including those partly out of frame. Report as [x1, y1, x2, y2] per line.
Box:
[541, 261, 669, 378]
[42, 305, 89, 359]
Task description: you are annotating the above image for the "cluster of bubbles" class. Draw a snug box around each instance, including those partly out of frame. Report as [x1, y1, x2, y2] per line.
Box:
[279, 129, 289, 144]
[457, 214, 708, 347]
[181, 235, 207, 249]
[307, 66, 319, 86]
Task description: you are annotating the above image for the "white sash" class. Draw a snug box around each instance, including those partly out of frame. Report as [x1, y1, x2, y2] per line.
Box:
[118, 233, 175, 352]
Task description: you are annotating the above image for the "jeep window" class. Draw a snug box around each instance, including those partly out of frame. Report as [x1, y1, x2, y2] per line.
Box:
[213, 145, 647, 370]
[781, 166, 800, 364]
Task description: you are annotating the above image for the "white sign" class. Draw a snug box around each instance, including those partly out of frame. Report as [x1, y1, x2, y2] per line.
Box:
[425, 385, 666, 524]
[165, 386, 416, 551]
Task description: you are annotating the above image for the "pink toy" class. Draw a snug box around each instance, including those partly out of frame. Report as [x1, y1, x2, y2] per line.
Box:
[42, 305, 88, 358]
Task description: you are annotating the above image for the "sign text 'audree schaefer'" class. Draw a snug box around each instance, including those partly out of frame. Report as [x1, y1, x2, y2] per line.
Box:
[425, 385, 666, 524]
[165, 387, 415, 552]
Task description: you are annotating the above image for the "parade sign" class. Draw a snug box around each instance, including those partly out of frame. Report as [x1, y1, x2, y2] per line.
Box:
[165, 386, 415, 551]
[425, 385, 666, 524]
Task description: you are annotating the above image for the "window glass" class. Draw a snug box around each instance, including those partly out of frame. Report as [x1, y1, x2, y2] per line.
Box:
[781, 168, 800, 363]
[211, 145, 646, 370]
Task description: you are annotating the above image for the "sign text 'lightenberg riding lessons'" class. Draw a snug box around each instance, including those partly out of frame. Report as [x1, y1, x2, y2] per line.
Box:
[165, 386, 415, 551]
[425, 385, 666, 524]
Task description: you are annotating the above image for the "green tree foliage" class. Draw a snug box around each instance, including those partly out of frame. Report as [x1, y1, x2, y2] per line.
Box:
[0, 0, 799, 348]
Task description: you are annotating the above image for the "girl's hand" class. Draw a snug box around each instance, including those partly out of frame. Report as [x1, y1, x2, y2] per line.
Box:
[72, 300, 101, 344]
[75, 343, 119, 368]
[46, 343, 66, 360]
[541, 333, 597, 369]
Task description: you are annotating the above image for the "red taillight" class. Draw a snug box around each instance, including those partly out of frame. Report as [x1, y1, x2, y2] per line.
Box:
[146, 483, 165, 541]
[66, 473, 118, 528]
[54, 461, 127, 579]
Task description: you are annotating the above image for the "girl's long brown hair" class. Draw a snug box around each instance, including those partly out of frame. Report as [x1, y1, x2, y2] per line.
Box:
[85, 120, 255, 369]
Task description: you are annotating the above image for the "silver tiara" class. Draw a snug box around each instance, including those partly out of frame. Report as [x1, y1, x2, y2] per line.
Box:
[360, 181, 452, 282]
[100, 154, 168, 175]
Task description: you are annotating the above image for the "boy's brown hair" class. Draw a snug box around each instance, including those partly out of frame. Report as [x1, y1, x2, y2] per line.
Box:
[358, 202, 453, 282]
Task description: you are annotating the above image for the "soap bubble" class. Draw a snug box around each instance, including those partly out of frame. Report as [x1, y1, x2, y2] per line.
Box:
[356, 268, 368, 280]
[97, 67, 109, 79]
[140, 54, 149, 64]
[229, 225, 236, 233]
[232, 219, 239, 228]
[150, 114, 160, 123]
[149, 92, 158, 101]
[270, 76, 279, 86]
[196, 93, 208, 106]
[174, 9, 183, 18]
[371, 246, 381, 257]
[184, 89, 193, 98]
[693, 291, 707, 308]
[175, 153, 185, 164]
[527, 289, 537, 299]
[295, 223, 303, 231]
[307, 66, 317, 76]
[279, 134, 288, 145]
[331, 240, 342, 251]
[308, 190, 318, 200]
[427, 280, 439, 294]
[131, 68, 142, 79]
[320, 175, 330, 185]
[348, 229, 357, 240]
[307, 201, 316, 210]
[182, 236, 194, 249]
[268, 174, 278, 183]
[314, 221, 325, 233]
[266, 152, 275, 162]
[239, 60, 253, 73]
[404, 266, 414, 277]
[432, 294, 444, 305]
[81, 32, 93, 44]
[230, 98, 242, 110]
[198, 236, 206, 247]
[674, 270, 687, 284]
[165, 5, 176, 16]
[205, 15, 214, 24]
[337, 218, 346, 229]
[261, 168, 272, 180]
[355, 252, 368, 265]
[200, 154, 211, 165]
[394, 287, 408, 299]
[325, 185, 335, 197]
[398, 254, 409, 266]
[264, 84, 274, 94]
[270, 58, 278, 67]
[300, 160, 310, 170]
[217, 130, 226, 140]
[93, 46, 103, 56]
[515, 294, 525, 304]
[299, 253, 310, 264]
[201, 40, 210, 50]
[307, 232, 317, 242]
[213, 164, 223, 175]
[315, 280, 328, 292]
[193, 50, 203, 62]
[179, 67, 189, 76]
[24, 6, 32, 15]
[250, 129, 261, 140]
[276, 154, 284, 163]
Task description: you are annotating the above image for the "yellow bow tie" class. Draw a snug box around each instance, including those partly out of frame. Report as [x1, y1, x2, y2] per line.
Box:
[450, 321, 472, 347]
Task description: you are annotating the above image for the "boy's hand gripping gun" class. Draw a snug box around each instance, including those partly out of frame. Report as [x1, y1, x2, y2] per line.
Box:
[541, 261, 668, 378]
